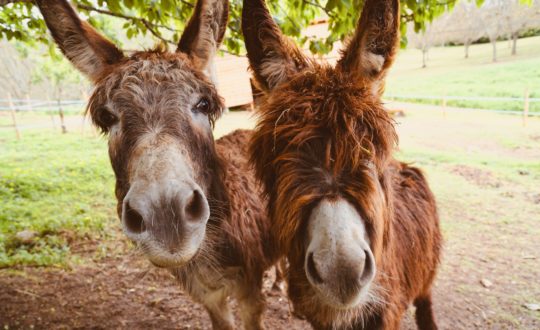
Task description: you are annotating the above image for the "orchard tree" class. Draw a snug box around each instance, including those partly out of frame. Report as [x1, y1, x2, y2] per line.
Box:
[30, 50, 86, 133]
[30, 51, 86, 103]
[1, 0, 462, 57]
[447, 1, 485, 58]
[407, 13, 451, 68]
[501, 0, 540, 55]
[478, 0, 506, 62]
[0, 41, 33, 99]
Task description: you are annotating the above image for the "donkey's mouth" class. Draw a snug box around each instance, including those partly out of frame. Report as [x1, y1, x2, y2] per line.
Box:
[146, 245, 203, 269]
[150, 260, 177, 269]
[149, 257, 190, 269]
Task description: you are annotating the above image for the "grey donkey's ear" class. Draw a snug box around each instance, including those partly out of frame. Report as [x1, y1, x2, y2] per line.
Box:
[337, 0, 400, 84]
[177, 0, 229, 80]
[241, 0, 308, 92]
[35, 0, 124, 82]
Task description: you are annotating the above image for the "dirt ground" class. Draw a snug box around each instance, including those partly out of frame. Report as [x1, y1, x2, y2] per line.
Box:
[1, 105, 539, 329]
[0, 252, 311, 330]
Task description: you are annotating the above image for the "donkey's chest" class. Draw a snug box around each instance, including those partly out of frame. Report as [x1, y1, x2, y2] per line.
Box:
[171, 264, 244, 298]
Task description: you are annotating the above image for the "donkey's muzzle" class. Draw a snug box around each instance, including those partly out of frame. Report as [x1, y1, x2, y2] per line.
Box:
[121, 182, 210, 267]
[305, 197, 377, 309]
[305, 245, 376, 308]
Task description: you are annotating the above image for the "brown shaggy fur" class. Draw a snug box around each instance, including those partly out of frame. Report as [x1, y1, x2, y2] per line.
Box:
[243, 0, 442, 329]
[36, 0, 278, 329]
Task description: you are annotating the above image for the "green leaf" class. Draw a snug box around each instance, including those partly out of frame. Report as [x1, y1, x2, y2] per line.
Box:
[0, 0, 468, 56]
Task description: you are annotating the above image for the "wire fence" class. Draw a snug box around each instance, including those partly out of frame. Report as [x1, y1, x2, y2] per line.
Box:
[386, 90, 539, 118]
[0, 99, 86, 112]
[386, 95, 540, 103]
[0, 94, 91, 139]
[1, 91, 538, 140]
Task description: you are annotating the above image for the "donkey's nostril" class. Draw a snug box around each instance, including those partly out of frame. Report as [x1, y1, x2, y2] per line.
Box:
[124, 202, 146, 234]
[359, 249, 375, 285]
[185, 189, 205, 221]
[306, 252, 324, 284]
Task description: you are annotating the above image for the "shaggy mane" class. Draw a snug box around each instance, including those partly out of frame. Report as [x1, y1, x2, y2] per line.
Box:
[250, 65, 398, 250]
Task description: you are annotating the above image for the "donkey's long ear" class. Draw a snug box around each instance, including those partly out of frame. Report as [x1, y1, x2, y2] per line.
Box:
[35, 0, 124, 82]
[242, 0, 308, 91]
[177, 0, 228, 78]
[337, 0, 400, 83]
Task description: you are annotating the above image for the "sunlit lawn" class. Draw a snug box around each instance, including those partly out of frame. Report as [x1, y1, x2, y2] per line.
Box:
[385, 36, 540, 112]
[0, 130, 116, 267]
[0, 110, 256, 268]
[1, 35, 539, 270]
[1, 106, 539, 271]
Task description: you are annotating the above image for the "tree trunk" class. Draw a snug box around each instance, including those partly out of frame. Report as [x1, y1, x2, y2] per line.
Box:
[491, 39, 497, 62]
[465, 41, 470, 59]
[512, 33, 518, 55]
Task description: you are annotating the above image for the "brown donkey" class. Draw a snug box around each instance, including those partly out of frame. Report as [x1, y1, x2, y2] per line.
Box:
[36, 0, 278, 328]
[243, 0, 442, 328]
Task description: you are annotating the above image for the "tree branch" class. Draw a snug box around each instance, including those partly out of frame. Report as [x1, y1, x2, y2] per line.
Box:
[0, 0, 31, 6]
[76, 3, 243, 57]
[76, 4, 179, 45]
[303, 1, 336, 19]
[180, 0, 194, 8]
[77, 4, 180, 33]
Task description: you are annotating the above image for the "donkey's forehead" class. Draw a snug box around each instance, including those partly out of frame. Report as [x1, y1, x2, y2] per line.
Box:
[94, 51, 211, 104]
[117, 52, 200, 86]
[287, 65, 370, 93]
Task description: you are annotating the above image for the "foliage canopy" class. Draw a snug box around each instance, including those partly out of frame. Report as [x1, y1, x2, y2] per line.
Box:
[0, 0, 482, 56]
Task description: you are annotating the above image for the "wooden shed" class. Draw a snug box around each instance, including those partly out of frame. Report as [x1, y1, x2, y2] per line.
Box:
[214, 54, 253, 109]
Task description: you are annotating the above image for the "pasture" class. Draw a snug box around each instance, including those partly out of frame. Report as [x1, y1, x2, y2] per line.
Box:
[1, 104, 539, 329]
[385, 36, 540, 113]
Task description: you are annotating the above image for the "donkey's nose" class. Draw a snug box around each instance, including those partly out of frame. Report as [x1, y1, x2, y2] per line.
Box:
[306, 247, 373, 285]
[183, 189, 207, 222]
[121, 185, 210, 238]
[306, 252, 324, 284]
[304, 246, 376, 307]
[124, 201, 146, 234]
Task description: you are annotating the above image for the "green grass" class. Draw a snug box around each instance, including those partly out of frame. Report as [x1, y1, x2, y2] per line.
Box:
[385, 36, 540, 112]
[0, 130, 117, 267]
[2, 108, 539, 270]
[392, 109, 540, 328]
[1, 56, 540, 276]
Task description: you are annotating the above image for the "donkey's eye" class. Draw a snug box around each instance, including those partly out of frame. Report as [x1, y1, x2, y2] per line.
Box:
[101, 110, 118, 127]
[193, 98, 210, 114]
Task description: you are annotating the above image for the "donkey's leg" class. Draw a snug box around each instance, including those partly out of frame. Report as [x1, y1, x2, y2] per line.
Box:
[366, 302, 408, 330]
[414, 293, 437, 330]
[186, 277, 234, 330]
[235, 278, 266, 330]
[271, 258, 286, 292]
[172, 268, 235, 329]
[199, 287, 235, 330]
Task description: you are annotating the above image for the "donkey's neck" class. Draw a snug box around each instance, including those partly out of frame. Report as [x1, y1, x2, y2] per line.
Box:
[207, 153, 231, 225]
[206, 129, 275, 273]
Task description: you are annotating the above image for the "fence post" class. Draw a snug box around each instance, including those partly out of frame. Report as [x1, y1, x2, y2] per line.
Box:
[57, 97, 67, 134]
[523, 88, 530, 127]
[442, 92, 447, 118]
[81, 90, 88, 136]
[46, 94, 57, 130]
[25, 93, 32, 113]
[7, 93, 21, 140]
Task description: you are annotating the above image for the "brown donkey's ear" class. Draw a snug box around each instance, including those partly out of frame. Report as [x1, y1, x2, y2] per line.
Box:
[242, 0, 308, 91]
[35, 0, 124, 83]
[177, 0, 229, 80]
[337, 0, 400, 84]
